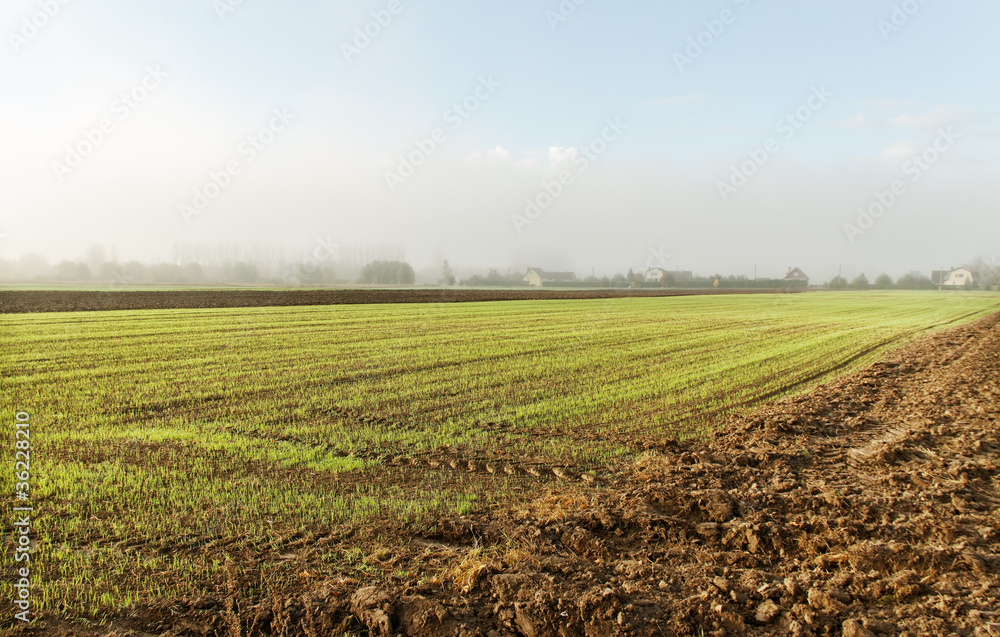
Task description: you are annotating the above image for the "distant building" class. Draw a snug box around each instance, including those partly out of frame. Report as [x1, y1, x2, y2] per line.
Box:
[932, 267, 979, 287]
[523, 268, 576, 287]
[645, 268, 668, 283]
[645, 268, 693, 283]
[783, 267, 809, 285]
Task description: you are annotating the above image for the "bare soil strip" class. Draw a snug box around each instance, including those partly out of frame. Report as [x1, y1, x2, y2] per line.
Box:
[7, 313, 1000, 637]
[0, 288, 799, 314]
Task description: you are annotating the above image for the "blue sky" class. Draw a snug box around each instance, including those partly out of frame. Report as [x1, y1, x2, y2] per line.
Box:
[2, 0, 998, 280]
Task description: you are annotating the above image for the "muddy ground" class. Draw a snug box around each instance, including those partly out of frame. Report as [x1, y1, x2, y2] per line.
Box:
[0, 288, 796, 314]
[5, 313, 999, 636]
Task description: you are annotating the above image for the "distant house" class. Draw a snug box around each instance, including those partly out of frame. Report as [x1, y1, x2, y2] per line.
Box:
[645, 268, 668, 283]
[932, 267, 979, 287]
[645, 268, 693, 283]
[783, 267, 809, 285]
[523, 268, 576, 287]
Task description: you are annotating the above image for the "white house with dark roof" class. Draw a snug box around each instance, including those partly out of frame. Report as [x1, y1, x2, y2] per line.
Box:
[523, 268, 576, 287]
[645, 268, 693, 283]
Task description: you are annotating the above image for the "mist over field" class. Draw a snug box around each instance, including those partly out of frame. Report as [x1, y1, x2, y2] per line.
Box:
[1, 1, 998, 283]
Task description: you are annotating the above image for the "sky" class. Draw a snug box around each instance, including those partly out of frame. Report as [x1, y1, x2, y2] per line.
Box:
[1, 0, 998, 281]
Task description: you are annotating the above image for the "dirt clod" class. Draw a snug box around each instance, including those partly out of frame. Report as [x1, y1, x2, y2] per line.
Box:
[843, 618, 876, 637]
[755, 599, 782, 624]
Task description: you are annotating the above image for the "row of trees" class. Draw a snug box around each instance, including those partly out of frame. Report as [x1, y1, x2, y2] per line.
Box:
[455, 269, 801, 289]
[827, 269, 999, 291]
[358, 261, 415, 285]
[4, 246, 997, 290]
[0, 242, 418, 286]
[0, 256, 269, 285]
[453, 269, 1000, 291]
[0, 254, 419, 286]
[458, 269, 643, 288]
[829, 273, 900, 290]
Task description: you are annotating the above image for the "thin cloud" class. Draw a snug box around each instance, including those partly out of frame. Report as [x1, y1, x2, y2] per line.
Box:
[547, 146, 578, 167]
[464, 146, 571, 171]
[466, 146, 511, 162]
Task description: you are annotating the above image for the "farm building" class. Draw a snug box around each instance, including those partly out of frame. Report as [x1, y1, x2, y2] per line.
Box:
[645, 268, 693, 283]
[932, 267, 979, 287]
[783, 267, 809, 285]
[523, 268, 576, 287]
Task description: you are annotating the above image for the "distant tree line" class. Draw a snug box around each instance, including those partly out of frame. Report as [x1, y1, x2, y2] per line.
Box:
[0, 251, 419, 287]
[454, 268, 1000, 291]
[0, 255, 281, 286]
[4, 244, 997, 291]
[461, 268, 527, 287]
[357, 261, 415, 285]
[0, 241, 428, 286]
[827, 267, 999, 291]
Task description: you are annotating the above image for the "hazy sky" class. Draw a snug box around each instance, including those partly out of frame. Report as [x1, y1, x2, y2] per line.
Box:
[1, 0, 998, 280]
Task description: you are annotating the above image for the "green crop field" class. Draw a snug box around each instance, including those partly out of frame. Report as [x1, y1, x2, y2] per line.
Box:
[2, 291, 999, 621]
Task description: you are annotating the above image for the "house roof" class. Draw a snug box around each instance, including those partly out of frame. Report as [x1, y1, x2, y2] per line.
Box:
[525, 268, 576, 281]
[933, 268, 980, 284]
[783, 267, 809, 281]
[646, 268, 693, 278]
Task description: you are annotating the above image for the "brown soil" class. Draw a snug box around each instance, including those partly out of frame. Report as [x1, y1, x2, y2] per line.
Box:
[5, 314, 1000, 637]
[0, 288, 799, 314]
